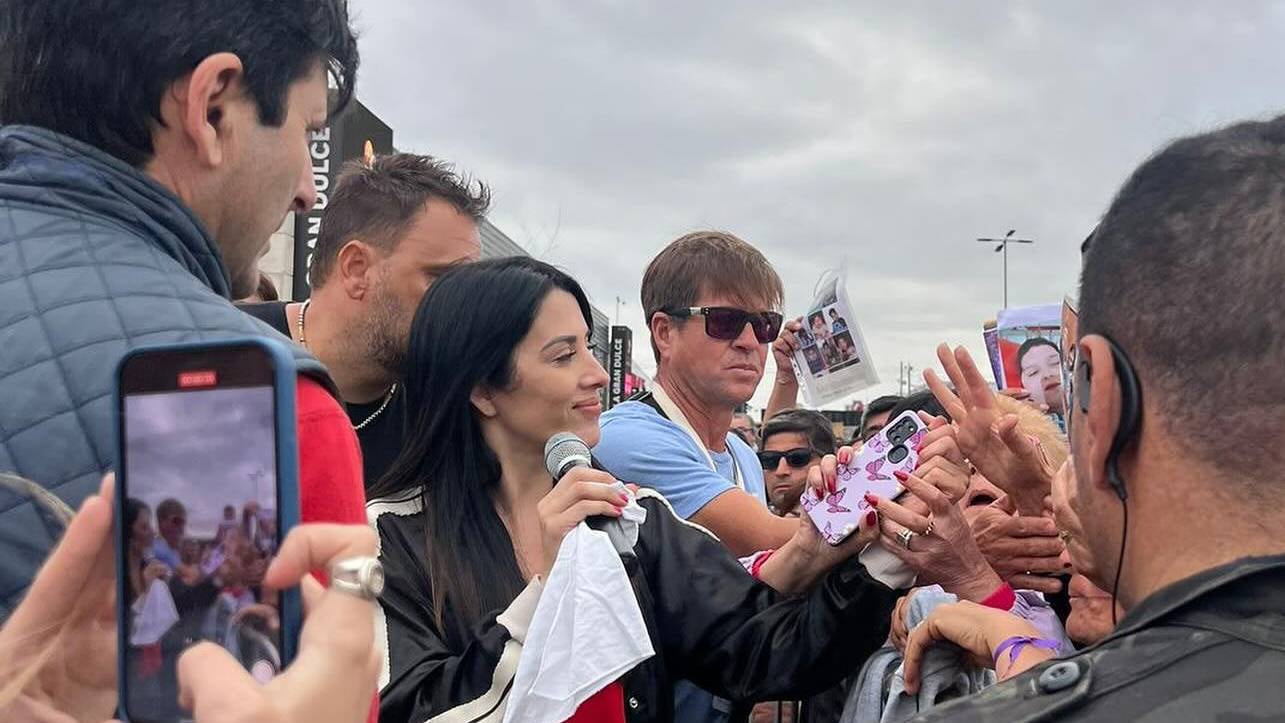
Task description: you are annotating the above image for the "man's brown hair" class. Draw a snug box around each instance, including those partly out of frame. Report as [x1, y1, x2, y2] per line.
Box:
[309, 152, 491, 287]
[641, 230, 784, 361]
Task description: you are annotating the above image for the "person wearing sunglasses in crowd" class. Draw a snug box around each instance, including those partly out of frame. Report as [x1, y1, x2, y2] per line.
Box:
[594, 231, 793, 722]
[366, 256, 904, 723]
[594, 231, 962, 722]
[759, 409, 837, 517]
[753, 408, 875, 723]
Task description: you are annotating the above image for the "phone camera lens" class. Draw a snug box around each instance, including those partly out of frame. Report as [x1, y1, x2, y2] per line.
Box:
[888, 445, 908, 464]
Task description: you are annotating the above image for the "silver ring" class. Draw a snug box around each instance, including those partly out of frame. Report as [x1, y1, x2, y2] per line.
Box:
[897, 528, 915, 550]
[923, 517, 935, 537]
[329, 556, 385, 600]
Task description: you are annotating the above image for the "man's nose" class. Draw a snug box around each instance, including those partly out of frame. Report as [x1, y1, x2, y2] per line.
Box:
[294, 147, 318, 213]
[733, 320, 760, 350]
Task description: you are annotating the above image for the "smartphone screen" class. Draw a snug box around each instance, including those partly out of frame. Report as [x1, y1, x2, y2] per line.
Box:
[117, 344, 288, 722]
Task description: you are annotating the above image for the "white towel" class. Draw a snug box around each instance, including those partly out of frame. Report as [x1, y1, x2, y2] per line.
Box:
[503, 494, 654, 723]
[130, 578, 179, 646]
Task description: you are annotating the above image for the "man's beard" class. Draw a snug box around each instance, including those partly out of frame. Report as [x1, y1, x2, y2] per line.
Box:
[363, 286, 411, 380]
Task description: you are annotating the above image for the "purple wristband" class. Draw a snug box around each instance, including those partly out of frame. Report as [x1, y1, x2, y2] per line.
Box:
[992, 635, 1060, 668]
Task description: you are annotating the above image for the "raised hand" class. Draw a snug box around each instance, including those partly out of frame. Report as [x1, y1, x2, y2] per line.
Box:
[924, 344, 1053, 515]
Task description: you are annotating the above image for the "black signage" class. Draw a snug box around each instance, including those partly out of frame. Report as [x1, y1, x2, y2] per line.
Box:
[608, 326, 633, 408]
[291, 98, 395, 300]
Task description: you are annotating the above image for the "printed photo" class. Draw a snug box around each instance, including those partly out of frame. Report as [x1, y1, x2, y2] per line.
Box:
[796, 324, 816, 349]
[802, 344, 827, 374]
[830, 331, 859, 366]
[825, 306, 850, 335]
[808, 310, 832, 342]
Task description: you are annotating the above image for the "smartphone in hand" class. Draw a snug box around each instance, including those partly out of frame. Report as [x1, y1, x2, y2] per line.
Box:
[800, 410, 929, 545]
[113, 338, 301, 722]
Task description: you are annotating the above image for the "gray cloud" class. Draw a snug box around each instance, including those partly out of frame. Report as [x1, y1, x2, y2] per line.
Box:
[125, 388, 277, 538]
[351, 0, 1285, 406]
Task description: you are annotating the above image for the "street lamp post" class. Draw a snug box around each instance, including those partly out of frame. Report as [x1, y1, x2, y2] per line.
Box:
[976, 229, 1035, 308]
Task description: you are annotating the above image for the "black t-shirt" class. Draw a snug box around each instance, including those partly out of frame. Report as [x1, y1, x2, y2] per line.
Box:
[237, 301, 408, 488]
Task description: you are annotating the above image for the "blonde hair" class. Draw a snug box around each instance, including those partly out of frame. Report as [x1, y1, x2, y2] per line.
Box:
[994, 394, 1069, 470]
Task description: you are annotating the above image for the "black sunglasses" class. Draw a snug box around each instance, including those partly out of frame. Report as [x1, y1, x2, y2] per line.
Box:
[758, 448, 815, 470]
[665, 306, 784, 344]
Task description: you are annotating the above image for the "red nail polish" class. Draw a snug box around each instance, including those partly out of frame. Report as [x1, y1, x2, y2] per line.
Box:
[864, 494, 879, 507]
[894, 470, 910, 481]
[866, 511, 877, 526]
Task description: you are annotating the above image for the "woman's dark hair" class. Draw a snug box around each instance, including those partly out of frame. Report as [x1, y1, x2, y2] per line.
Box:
[125, 498, 151, 536]
[1016, 337, 1060, 370]
[885, 390, 951, 426]
[761, 409, 837, 457]
[0, 0, 359, 167]
[369, 256, 595, 650]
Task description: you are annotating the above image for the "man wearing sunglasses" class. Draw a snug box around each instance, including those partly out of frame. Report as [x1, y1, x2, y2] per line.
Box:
[759, 409, 837, 517]
[594, 230, 803, 723]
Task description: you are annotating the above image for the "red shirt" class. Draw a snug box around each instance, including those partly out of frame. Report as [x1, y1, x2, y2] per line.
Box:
[296, 377, 367, 529]
[295, 376, 377, 723]
[568, 682, 626, 723]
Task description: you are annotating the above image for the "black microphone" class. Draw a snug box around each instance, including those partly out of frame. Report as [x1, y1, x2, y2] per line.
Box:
[544, 432, 636, 561]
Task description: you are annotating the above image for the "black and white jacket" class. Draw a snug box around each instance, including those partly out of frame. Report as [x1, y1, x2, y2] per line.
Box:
[369, 488, 902, 723]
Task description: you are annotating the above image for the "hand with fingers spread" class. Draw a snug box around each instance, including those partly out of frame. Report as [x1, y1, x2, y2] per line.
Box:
[178, 524, 382, 723]
[964, 504, 1067, 594]
[866, 471, 1004, 602]
[901, 601, 1053, 695]
[535, 466, 630, 579]
[924, 344, 1054, 515]
[0, 474, 118, 723]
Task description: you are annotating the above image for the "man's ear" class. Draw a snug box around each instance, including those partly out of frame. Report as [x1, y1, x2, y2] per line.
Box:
[651, 311, 676, 360]
[1076, 335, 1121, 495]
[169, 52, 245, 169]
[470, 387, 497, 418]
[335, 240, 378, 300]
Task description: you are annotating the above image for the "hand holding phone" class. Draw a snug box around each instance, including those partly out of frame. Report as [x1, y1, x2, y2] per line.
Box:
[114, 339, 301, 722]
[800, 410, 929, 545]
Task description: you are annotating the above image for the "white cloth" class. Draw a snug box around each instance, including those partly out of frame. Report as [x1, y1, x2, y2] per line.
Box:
[503, 496, 654, 723]
[130, 578, 179, 646]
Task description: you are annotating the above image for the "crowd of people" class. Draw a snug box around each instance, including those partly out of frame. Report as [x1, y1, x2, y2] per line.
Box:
[1, 1, 1284, 722]
[123, 499, 281, 718]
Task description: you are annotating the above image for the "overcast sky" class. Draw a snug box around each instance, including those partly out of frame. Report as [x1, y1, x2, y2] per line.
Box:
[126, 389, 276, 538]
[349, 0, 1285, 410]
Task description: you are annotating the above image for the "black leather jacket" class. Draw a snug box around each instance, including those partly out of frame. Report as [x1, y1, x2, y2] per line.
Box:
[912, 555, 1285, 722]
[370, 487, 902, 723]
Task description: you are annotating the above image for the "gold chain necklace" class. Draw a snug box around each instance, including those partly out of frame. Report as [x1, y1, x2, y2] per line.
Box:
[297, 299, 397, 431]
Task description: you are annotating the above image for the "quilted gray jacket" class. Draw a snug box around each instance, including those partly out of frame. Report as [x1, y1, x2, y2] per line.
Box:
[0, 125, 328, 618]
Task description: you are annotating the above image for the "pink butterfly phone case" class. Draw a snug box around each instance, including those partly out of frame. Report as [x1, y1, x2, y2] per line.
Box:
[799, 410, 929, 545]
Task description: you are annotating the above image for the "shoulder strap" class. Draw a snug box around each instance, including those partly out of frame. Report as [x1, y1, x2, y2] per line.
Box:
[647, 386, 744, 492]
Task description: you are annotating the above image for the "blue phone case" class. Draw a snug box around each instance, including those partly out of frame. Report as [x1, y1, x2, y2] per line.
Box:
[112, 337, 301, 721]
